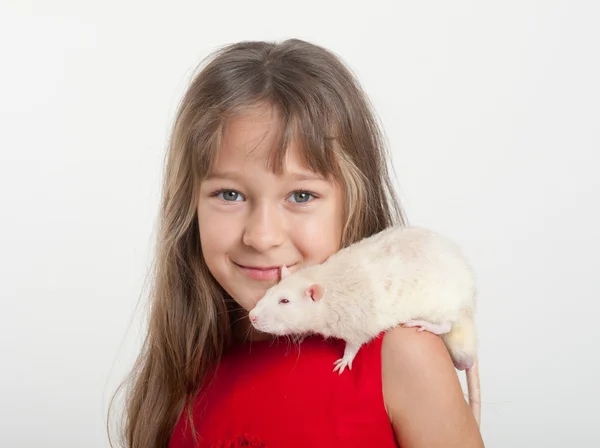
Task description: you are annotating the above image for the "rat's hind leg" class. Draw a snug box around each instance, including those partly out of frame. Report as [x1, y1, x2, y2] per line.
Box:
[441, 312, 477, 371]
[402, 319, 452, 335]
[333, 341, 362, 374]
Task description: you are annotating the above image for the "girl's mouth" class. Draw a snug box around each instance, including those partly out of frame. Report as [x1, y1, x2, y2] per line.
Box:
[234, 263, 295, 281]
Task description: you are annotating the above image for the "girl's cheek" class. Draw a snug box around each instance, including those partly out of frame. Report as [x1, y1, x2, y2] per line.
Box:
[291, 210, 343, 263]
[198, 203, 236, 249]
[203, 213, 239, 246]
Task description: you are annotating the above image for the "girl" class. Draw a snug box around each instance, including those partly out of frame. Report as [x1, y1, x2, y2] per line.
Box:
[109, 38, 484, 448]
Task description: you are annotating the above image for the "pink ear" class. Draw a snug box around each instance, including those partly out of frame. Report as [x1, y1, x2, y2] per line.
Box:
[304, 283, 324, 301]
[280, 265, 291, 279]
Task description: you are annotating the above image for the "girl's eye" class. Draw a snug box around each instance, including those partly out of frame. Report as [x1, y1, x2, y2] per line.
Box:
[214, 190, 244, 201]
[287, 191, 314, 203]
[211, 189, 314, 203]
[279, 298, 290, 304]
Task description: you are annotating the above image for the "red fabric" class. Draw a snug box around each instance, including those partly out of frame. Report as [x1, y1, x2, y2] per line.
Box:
[169, 334, 398, 448]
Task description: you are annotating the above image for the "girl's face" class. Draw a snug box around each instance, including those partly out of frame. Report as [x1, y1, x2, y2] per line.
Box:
[197, 105, 345, 318]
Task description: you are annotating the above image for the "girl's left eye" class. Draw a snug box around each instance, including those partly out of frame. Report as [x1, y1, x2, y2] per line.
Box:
[287, 191, 315, 203]
[212, 189, 245, 201]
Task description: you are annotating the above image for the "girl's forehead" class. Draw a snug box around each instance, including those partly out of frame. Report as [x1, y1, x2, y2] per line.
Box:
[203, 102, 340, 182]
[206, 151, 331, 190]
[209, 116, 329, 179]
[211, 136, 321, 177]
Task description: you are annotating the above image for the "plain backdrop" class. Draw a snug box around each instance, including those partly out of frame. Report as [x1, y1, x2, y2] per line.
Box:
[1, 1, 599, 447]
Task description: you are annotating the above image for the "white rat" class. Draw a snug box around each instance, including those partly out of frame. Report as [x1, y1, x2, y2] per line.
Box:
[248, 225, 481, 424]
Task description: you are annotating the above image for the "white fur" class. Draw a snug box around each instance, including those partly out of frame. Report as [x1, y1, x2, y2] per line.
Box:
[249, 225, 481, 424]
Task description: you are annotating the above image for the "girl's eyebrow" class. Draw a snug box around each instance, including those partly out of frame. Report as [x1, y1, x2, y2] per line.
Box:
[289, 172, 327, 181]
[204, 171, 242, 182]
[204, 171, 326, 182]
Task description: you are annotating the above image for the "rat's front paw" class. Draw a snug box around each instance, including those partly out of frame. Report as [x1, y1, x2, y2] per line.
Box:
[333, 342, 361, 375]
[332, 356, 353, 374]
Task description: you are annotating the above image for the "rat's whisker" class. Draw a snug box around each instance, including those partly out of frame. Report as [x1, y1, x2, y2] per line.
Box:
[243, 325, 252, 345]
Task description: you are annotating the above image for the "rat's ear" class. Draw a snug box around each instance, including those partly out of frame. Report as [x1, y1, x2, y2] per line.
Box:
[280, 265, 291, 279]
[304, 284, 324, 301]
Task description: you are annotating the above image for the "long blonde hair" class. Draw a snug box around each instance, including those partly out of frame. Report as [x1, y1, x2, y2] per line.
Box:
[108, 38, 407, 448]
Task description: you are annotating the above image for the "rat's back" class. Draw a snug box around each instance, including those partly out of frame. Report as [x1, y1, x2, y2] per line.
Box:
[352, 226, 477, 326]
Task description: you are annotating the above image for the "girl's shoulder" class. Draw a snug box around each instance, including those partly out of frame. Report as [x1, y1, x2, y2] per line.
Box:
[169, 334, 398, 448]
[380, 326, 483, 447]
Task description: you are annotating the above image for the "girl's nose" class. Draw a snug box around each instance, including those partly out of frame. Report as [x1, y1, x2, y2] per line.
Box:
[242, 203, 285, 252]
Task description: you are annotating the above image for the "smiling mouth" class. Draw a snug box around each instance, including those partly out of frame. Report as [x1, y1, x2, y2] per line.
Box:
[240, 265, 280, 270]
[234, 262, 295, 281]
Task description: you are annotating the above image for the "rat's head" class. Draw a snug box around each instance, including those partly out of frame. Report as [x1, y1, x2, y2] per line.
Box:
[248, 266, 324, 335]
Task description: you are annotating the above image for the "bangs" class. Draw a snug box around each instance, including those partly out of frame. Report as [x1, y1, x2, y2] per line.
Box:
[262, 103, 342, 181]
[196, 101, 344, 182]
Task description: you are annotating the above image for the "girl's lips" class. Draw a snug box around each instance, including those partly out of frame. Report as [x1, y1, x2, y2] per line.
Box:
[235, 263, 294, 281]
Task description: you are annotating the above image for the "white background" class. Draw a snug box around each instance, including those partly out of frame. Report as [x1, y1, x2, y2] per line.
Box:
[1, 1, 599, 447]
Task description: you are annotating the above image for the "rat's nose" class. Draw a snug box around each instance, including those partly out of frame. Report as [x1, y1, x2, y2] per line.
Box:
[249, 311, 258, 324]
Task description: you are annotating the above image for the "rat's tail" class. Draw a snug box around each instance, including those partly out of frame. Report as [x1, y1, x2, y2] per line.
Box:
[440, 311, 480, 425]
[466, 358, 481, 426]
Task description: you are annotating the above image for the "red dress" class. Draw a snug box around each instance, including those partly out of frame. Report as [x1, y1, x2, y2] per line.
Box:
[169, 333, 398, 448]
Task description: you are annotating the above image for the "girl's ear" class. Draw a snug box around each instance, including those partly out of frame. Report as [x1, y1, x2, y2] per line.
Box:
[280, 265, 291, 279]
[304, 284, 324, 301]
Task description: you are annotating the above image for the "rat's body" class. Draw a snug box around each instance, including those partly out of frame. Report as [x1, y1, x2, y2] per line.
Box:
[249, 225, 481, 424]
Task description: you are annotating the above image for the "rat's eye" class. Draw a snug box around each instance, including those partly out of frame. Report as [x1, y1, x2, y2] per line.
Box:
[279, 298, 290, 304]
